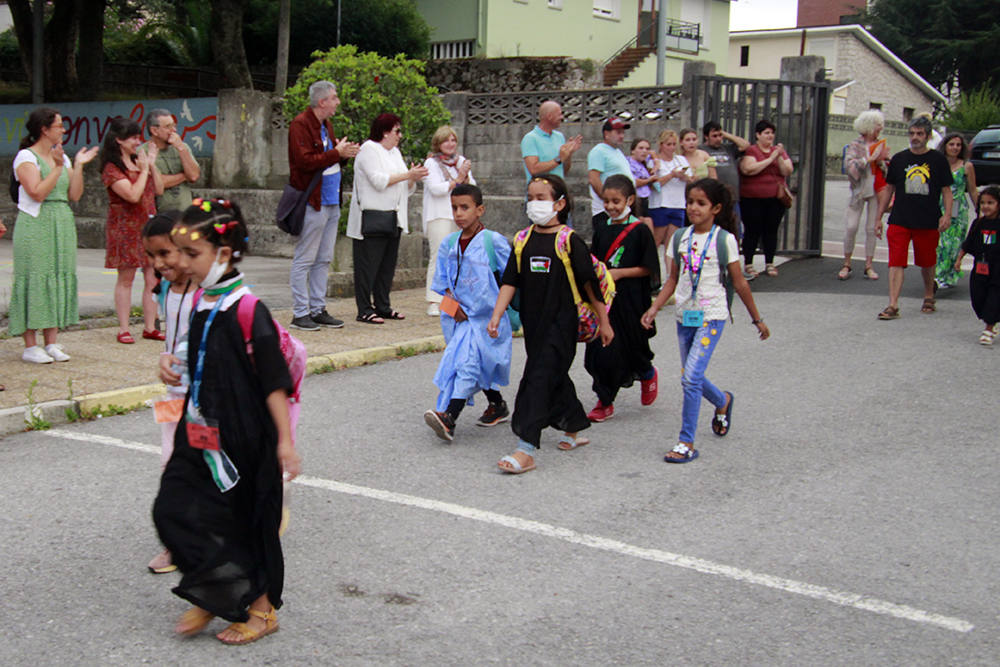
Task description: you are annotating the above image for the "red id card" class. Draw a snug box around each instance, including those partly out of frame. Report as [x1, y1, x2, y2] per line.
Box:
[976, 262, 990, 276]
[186, 420, 220, 451]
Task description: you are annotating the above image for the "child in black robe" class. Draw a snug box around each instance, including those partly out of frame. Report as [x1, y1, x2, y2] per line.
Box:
[488, 175, 613, 474]
[584, 174, 660, 422]
[153, 199, 300, 645]
[955, 185, 1000, 345]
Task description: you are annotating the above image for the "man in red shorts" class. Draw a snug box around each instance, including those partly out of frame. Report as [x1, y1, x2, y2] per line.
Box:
[875, 116, 953, 319]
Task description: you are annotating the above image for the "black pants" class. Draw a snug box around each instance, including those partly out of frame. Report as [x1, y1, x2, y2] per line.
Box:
[741, 197, 786, 265]
[970, 274, 1000, 325]
[353, 228, 401, 317]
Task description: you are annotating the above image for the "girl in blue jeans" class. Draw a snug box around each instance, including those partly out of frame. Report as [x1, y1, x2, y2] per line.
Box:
[641, 178, 770, 463]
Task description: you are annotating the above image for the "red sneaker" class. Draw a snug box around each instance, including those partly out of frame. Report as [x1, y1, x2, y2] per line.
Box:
[587, 401, 614, 423]
[640, 367, 658, 406]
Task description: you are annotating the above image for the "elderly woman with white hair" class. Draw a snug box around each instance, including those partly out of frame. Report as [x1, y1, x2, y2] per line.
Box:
[839, 110, 891, 280]
[421, 125, 474, 316]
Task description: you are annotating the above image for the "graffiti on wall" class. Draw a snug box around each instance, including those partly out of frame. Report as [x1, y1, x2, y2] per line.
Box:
[0, 98, 217, 157]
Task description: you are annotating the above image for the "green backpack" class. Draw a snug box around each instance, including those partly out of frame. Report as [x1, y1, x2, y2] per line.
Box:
[670, 225, 735, 321]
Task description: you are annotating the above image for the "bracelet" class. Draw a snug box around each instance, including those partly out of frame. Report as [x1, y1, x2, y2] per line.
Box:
[751, 319, 763, 325]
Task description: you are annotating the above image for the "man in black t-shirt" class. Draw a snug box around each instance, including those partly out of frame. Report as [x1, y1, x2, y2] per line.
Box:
[875, 116, 953, 320]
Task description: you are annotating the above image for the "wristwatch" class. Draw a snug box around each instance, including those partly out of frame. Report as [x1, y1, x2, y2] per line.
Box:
[554, 157, 562, 165]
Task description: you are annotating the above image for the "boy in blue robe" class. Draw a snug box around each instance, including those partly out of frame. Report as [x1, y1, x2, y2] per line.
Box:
[424, 184, 513, 441]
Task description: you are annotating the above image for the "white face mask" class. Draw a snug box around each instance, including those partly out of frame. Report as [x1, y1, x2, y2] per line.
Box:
[526, 199, 560, 226]
[199, 248, 228, 288]
[608, 205, 631, 222]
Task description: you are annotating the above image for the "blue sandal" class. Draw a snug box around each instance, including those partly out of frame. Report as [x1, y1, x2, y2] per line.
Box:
[664, 442, 699, 463]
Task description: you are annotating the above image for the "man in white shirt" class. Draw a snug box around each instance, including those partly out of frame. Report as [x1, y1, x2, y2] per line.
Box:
[587, 117, 634, 223]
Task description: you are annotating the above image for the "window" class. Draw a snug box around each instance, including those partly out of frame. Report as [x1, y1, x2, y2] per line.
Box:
[548, 0, 563, 7]
[594, 0, 620, 19]
[869, 102, 883, 111]
[740, 45, 749, 67]
[903, 107, 915, 122]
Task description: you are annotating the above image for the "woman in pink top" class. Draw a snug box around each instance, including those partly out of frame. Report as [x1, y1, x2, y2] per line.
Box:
[739, 119, 793, 279]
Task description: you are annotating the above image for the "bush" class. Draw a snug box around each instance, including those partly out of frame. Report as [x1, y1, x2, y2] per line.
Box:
[282, 45, 451, 179]
[941, 86, 1000, 133]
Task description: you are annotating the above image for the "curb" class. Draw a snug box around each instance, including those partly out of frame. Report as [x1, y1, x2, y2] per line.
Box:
[0, 335, 447, 438]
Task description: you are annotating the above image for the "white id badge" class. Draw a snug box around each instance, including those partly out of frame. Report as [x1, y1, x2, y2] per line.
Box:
[682, 310, 705, 327]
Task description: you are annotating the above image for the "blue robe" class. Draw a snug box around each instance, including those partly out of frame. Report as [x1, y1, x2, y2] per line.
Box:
[431, 229, 513, 411]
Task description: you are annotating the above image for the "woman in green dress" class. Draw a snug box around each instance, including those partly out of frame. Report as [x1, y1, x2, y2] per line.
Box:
[10, 107, 98, 363]
[935, 133, 978, 289]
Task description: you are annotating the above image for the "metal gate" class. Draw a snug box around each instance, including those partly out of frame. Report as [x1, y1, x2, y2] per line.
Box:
[690, 75, 831, 255]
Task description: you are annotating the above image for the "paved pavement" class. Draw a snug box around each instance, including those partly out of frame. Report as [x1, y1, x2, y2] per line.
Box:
[2, 274, 997, 664]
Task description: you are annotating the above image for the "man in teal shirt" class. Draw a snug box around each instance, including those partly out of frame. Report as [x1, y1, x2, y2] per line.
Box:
[587, 117, 634, 218]
[520, 100, 582, 184]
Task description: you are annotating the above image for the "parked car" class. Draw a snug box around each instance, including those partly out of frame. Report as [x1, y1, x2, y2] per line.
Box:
[970, 125, 1000, 185]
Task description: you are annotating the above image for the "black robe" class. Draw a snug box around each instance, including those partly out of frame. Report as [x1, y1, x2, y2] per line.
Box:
[502, 226, 601, 447]
[153, 292, 292, 622]
[584, 216, 660, 405]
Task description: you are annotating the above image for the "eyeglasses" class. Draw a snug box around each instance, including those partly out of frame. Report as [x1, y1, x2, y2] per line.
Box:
[392, 128, 403, 135]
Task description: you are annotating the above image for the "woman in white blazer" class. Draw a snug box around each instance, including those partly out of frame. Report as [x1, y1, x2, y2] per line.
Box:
[421, 125, 475, 316]
[347, 113, 428, 323]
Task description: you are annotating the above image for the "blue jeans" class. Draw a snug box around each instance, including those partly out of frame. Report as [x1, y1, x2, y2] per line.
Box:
[676, 320, 727, 444]
[290, 204, 339, 318]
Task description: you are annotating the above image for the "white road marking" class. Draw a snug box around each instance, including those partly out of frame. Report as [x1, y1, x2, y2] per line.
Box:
[45, 429, 974, 634]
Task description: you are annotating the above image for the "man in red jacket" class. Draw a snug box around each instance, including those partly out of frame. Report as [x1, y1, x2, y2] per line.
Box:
[287, 80, 360, 330]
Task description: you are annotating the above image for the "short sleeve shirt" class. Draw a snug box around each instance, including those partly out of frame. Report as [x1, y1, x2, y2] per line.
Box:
[521, 126, 566, 183]
[886, 149, 953, 229]
[666, 226, 740, 322]
[701, 142, 742, 197]
[587, 143, 634, 214]
[146, 142, 194, 211]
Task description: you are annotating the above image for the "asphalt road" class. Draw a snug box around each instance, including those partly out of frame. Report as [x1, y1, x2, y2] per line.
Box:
[3, 280, 998, 665]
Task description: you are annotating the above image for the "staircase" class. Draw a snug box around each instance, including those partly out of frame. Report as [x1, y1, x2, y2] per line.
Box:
[602, 46, 655, 87]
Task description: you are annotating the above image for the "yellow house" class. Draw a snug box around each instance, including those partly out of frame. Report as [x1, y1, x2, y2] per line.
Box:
[414, 0, 733, 87]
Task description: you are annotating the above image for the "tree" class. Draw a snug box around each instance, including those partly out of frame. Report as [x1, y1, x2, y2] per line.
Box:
[210, 0, 254, 89]
[243, 0, 431, 67]
[865, 0, 1000, 95]
[283, 45, 450, 177]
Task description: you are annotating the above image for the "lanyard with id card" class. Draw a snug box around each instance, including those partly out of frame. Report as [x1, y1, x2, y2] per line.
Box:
[682, 226, 717, 328]
[186, 293, 225, 452]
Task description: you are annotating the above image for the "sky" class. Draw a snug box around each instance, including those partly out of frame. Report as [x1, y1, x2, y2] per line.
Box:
[729, 0, 798, 31]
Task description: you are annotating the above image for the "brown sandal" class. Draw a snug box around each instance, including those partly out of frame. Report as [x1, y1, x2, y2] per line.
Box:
[921, 298, 936, 313]
[216, 606, 279, 645]
[877, 305, 900, 320]
[838, 264, 852, 280]
[175, 606, 215, 636]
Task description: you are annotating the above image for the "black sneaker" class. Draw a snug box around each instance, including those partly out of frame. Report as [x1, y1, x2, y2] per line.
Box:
[289, 315, 320, 331]
[311, 309, 344, 328]
[476, 400, 510, 427]
[423, 409, 455, 441]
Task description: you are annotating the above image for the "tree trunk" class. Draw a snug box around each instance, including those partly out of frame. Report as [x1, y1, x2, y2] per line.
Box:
[7, 0, 36, 84]
[211, 0, 253, 89]
[275, 0, 290, 93]
[76, 0, 106, 99]
[43, 0, 80, 100]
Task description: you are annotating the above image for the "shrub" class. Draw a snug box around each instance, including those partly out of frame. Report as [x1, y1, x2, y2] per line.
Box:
[941, 86, 1000, 133]
[282, 44, 451, 179]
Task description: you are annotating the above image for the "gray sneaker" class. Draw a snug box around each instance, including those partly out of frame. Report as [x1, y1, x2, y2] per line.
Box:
[289, 315, 320, 331]
[311, 309, 344, 328]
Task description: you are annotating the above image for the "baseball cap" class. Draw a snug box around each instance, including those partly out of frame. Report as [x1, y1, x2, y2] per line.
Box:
[602, 117, 631, 131]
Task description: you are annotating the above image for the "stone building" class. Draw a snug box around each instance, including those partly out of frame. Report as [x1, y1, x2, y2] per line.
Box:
[728, 24, 945, 122]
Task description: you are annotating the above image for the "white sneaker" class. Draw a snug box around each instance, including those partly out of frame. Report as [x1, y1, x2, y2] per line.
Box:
[45, 343, 71, 362]
[22, 345, 54, 364]
[427, 303, 440, 317]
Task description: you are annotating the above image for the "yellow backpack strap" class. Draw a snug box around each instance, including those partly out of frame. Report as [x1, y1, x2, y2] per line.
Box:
[554, 226, 584, 306]
[513, 226, 533, 272]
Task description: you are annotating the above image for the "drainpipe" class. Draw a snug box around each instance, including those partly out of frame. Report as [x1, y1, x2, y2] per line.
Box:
[655, 0, 666, 86]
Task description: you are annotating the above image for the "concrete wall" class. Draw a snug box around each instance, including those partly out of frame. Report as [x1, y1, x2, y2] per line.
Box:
[211, 89, 275, 189]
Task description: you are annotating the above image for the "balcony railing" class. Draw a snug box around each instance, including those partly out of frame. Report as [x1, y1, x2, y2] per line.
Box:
[604, 17, 701, 66]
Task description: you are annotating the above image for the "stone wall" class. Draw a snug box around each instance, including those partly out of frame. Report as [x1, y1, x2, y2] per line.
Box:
[424, 57, 602, 94]
[835, 33, 938, 121]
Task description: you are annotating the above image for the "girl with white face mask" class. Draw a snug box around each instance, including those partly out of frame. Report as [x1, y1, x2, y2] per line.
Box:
[584, 174, 661, 424]
[487, 175, 614, 475]
[155, 198, 300, 646]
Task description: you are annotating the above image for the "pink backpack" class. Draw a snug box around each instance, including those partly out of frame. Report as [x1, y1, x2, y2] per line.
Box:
[194, 290, 307, 444]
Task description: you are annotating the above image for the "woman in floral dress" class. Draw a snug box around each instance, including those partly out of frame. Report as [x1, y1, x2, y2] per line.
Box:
[99, 116, 163, 343]
[935, 133, 978, 289]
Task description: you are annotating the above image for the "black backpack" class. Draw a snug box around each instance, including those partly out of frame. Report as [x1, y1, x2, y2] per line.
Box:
[9, 171, 18, 203]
